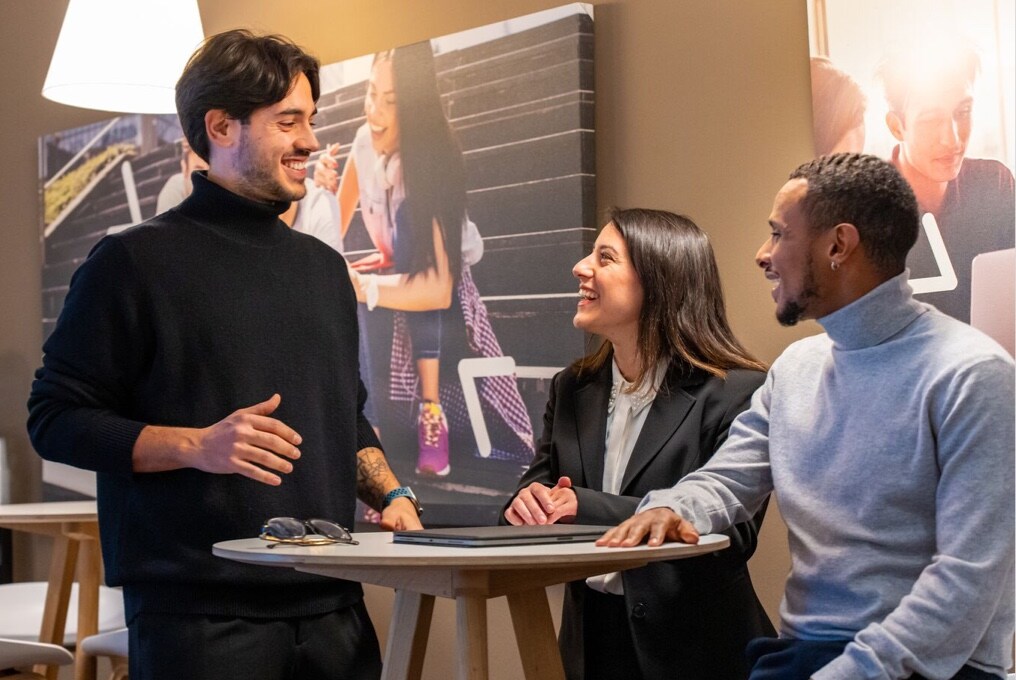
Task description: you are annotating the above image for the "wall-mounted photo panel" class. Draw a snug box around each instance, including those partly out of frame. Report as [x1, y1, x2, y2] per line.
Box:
[806, 0, 1014, 324]
[37, 3, 596, 523]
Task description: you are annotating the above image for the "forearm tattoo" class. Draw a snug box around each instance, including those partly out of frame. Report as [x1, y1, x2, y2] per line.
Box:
[356, 447, 392, 511]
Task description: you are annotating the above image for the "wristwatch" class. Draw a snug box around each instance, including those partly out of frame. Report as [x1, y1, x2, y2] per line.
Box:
[383, 486, 423, 516]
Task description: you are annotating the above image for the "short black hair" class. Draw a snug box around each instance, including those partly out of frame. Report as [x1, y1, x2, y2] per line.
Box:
[789, 153, 919, 275]
[175, 29, 320, 162]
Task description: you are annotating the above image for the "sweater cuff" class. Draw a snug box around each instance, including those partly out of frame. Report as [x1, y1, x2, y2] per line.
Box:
[95, 417, 148, 476]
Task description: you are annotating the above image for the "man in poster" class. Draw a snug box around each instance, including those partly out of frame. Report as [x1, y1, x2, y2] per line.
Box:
[878, 40, 1015, 322]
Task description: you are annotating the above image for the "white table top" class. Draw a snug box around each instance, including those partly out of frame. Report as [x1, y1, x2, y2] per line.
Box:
[0, 501, 98, 523]
[213, 531, 729, 569]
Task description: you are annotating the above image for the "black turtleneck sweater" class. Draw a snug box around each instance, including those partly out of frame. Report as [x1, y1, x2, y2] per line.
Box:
[28, 173, 380, 620]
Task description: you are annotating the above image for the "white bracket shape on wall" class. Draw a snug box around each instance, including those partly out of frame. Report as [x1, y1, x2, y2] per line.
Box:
[457, 357, 561, 458]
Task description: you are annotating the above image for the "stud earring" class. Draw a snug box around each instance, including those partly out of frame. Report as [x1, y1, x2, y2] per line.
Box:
[831, 261, 840, 271]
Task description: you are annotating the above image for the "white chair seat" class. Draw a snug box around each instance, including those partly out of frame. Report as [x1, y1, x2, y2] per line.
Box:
[0, 637, 74, 668]
[80, 627, 127, 658]
[81, 627, 129, 680]
[0, 582, 126, 645]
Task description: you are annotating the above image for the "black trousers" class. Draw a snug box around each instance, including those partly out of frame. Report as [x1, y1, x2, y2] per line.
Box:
[128, 602, 381, 680]
[558, 586, 642, 680]
[746, 637, 1001, 680]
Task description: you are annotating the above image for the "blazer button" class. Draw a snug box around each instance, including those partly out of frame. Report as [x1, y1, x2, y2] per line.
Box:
[631, 603, 647, 619]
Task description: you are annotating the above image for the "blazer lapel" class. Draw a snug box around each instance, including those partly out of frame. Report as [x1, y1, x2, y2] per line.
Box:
[573, 365, 610, 492]
[619, 364, 698, 493]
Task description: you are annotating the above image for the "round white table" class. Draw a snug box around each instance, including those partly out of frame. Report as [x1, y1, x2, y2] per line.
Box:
[214, 531, 729, 680]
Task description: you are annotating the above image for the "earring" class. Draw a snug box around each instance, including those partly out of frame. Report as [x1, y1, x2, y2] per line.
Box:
[830, 261, 840, 271]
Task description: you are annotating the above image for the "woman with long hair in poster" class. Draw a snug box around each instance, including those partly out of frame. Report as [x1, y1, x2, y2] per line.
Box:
[318, 42, 533, 477]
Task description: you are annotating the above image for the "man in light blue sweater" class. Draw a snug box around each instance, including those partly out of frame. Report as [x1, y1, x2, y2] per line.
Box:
[599, 153, 1015, 680]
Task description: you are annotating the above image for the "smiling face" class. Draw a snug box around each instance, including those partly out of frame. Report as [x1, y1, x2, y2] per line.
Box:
[573, 222, 644, 348]
[756, 178, 835, 326]
[888, 79, 973, 185]
[364, 58, 400, 156]
[231, 73, 319, 204]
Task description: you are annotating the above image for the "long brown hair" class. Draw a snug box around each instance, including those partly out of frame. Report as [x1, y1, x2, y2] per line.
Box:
[574, 208, 766, 391]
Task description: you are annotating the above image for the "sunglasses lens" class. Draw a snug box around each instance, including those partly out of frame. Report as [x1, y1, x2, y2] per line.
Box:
[265, 517, 306, 540]
[307, 519, 351, 540]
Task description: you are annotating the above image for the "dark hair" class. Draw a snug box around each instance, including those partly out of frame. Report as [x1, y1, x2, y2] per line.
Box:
[810, 57, 866, 156]
[175, 29, 320, 162]
[877, 38, 980, 115]
[385, 41, 466, 279]
[575, 208, 767, 390]
[789, 153, 919, 275]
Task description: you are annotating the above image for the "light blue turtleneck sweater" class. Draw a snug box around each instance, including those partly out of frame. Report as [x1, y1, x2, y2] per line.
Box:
[640, 272, 1015, 679]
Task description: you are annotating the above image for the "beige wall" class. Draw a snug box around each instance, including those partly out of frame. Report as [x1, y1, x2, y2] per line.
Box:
[1, 1, 824, 676]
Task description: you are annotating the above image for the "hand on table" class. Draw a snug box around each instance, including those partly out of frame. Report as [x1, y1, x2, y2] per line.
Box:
[380, 497, 424, 531]
[504, 476, 578, 525]
[595, 507, 699, 547]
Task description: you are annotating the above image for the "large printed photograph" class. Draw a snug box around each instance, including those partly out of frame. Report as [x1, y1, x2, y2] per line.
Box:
[806, 0, 1015, 325]
[38, 4, 596, 524]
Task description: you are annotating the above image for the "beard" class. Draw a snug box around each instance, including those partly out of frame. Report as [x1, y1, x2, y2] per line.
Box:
[232, 126, 307, 203]
[775, 257, 820, 327]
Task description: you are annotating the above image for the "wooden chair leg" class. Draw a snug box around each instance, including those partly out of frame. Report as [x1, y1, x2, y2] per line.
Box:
[109, 656, 128, 680]
[34, 535, 78, 680]
[74, 540, 100, 680]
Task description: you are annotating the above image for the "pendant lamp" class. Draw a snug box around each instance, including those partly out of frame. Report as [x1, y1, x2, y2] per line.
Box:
[42, 0, 204, 114]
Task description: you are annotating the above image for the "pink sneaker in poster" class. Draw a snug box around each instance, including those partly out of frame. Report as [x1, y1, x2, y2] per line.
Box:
[416, 401, 450, 477]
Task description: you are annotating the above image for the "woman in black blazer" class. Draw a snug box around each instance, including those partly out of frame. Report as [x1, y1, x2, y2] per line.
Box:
[504, 208, 775, 680]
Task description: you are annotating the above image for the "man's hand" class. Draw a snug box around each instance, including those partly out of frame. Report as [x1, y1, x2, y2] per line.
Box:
[187, 393, 302, 486]
[379, 497, 424, 531]
[504, 476, 578, 526]
[313, 143, 340, 194]
[595, 507, 700, 547]
[133, 394, 302, 485]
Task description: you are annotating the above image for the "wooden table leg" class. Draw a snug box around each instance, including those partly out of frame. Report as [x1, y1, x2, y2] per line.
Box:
[73, 538, 100, 680]
[34, 534, 78, 680]
[506, 588, 566, 680]
[381, 590, 435, 680]
[455, 595, 488, 680]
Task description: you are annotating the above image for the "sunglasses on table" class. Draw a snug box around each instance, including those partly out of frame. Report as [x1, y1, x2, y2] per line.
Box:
[259, 517, 358, 548]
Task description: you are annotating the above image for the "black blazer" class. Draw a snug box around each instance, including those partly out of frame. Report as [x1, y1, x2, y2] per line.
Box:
[505, 359, 775, 680]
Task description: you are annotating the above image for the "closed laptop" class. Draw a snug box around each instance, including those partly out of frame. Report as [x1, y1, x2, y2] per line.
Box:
[392, 524, 613, 548]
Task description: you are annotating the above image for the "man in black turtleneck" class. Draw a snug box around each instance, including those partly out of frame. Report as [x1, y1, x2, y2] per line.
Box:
[28, 30, 421, 680]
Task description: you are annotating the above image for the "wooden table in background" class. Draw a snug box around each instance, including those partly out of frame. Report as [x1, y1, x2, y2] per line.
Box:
[0, 501, 101, 680]
[214, 531, 730, 680]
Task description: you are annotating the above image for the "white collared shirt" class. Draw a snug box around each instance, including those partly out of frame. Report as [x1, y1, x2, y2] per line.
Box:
[588, 359, 666, 595]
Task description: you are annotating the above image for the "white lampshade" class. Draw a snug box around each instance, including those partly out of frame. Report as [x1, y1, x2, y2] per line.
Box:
[42, 0, 204, 114]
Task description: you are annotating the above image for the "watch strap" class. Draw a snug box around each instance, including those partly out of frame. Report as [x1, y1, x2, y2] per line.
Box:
[383, 486, 422, 515]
